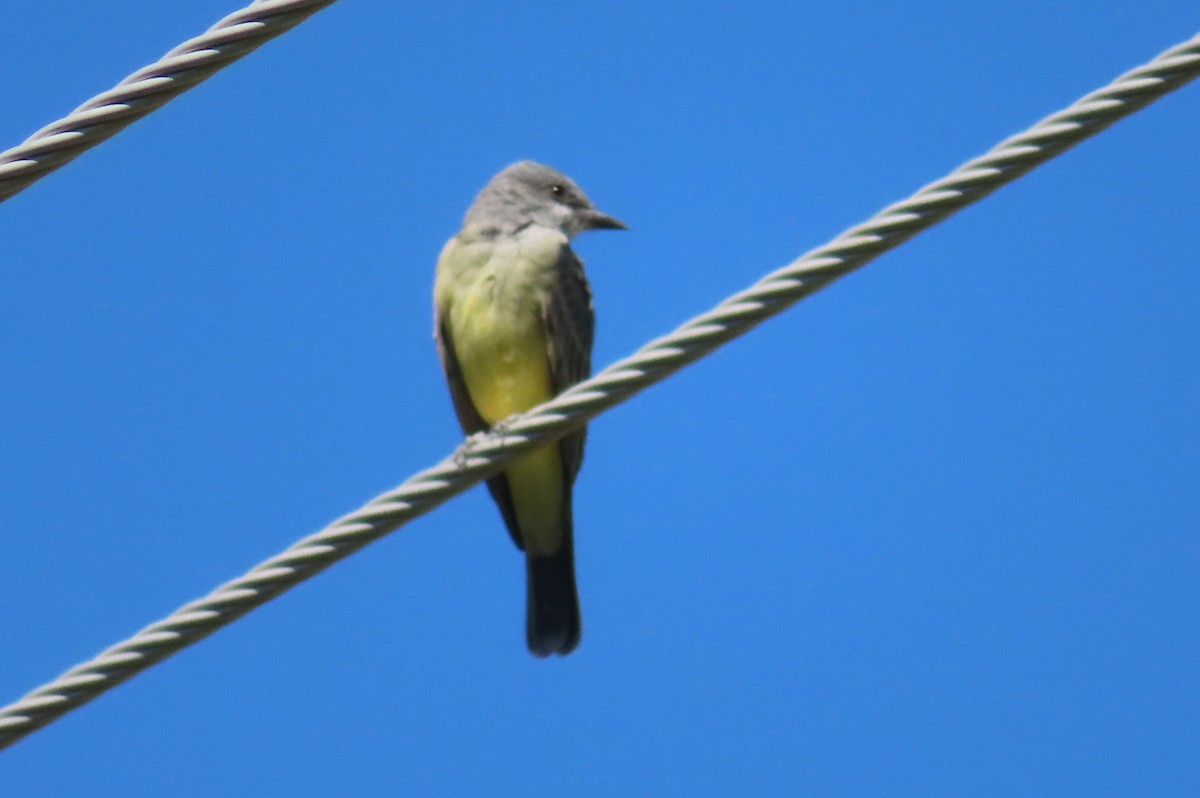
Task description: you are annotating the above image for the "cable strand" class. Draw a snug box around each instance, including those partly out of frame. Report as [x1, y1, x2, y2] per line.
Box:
[0, 0, 338, 203]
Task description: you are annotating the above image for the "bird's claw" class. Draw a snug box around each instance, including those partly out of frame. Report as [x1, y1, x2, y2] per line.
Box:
[453, 430, 491, 469]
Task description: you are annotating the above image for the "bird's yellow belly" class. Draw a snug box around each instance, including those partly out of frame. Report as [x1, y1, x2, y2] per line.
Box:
[456, 312, 553, 424]
[451, 280, 564, 554]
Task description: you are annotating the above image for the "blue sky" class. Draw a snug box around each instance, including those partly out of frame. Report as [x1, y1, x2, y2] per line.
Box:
[2, 2, 1198, 795]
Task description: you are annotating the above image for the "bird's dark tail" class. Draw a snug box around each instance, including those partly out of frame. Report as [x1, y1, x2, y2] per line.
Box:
[525, 538, 581, 657]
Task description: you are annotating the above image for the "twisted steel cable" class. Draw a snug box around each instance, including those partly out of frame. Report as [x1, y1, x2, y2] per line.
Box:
[1, 33, 1197, 751]
[0, 0, 338, 204]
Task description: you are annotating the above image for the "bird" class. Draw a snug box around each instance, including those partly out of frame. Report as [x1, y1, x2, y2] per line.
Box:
[433, 161, 626, 656]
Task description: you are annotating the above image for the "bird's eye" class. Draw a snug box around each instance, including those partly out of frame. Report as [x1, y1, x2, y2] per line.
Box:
[550, 184, 565, 196]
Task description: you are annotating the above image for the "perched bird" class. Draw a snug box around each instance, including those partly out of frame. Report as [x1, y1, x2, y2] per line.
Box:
[434, 161, 625, 656]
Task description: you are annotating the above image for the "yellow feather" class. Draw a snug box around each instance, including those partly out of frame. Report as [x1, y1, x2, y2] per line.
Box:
[437, 228, 569, 555]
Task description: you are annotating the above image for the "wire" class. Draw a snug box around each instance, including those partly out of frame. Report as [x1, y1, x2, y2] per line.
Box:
[1, 29, 1197, 752]
[0, 0, 339, 204]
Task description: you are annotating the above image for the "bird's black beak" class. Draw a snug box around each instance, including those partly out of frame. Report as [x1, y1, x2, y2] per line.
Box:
[585, 209, 628, 231]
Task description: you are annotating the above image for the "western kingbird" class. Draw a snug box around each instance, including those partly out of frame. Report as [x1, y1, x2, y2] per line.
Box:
[434, 161, 625, 657]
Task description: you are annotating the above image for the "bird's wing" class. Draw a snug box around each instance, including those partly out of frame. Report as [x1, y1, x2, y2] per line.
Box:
[434, 305, 489, 436]
[542, 244, 595, 485]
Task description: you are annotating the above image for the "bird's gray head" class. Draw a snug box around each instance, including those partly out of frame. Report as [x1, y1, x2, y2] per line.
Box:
[463, 161, 626, 239]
